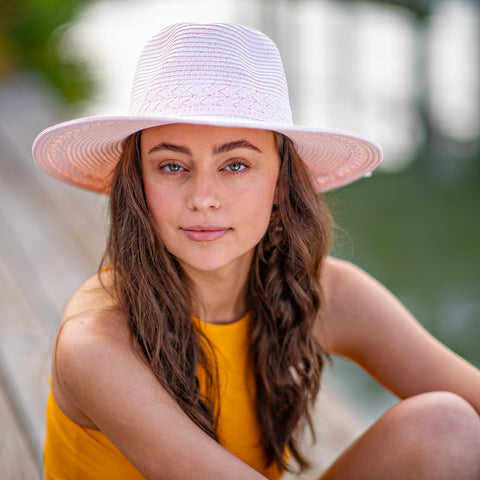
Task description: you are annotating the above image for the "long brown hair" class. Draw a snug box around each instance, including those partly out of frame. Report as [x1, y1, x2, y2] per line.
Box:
[101, 129, 332, 472]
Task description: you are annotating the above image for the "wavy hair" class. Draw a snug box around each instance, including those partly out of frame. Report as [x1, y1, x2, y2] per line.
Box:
[100, 130, 332, 472]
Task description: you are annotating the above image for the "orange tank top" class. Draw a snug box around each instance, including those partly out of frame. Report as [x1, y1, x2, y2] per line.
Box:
[43, 313, 283, 479]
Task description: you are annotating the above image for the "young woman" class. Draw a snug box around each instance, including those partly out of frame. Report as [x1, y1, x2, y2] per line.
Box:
[33, 22, 480, 480]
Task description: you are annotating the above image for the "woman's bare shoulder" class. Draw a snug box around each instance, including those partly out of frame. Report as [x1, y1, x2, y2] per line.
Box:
[55, 268, 133, 371]
[62, 269, 118, 322]
[318, 256, 394, 353]
[58, 268, 134, 348]
[52, 269, 132, 427]
[321, 256, 371, 298]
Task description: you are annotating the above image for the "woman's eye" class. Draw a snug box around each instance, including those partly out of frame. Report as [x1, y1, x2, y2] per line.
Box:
[161, 163, 184, 173]
[225, 162, 247, 172]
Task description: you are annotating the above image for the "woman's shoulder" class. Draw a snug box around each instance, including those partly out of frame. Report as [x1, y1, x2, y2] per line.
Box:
[51, 270, 132, 428]
[319, 256, 393, 353]
[320, 256, 367, 329]
[322, 256, 371, 294]
[62, 268, 117, 320]
[57, 269, 131, 354]
[322, 256, 395, 310]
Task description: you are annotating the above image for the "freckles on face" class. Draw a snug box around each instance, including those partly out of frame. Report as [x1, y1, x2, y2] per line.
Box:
[139, 123, 280, 274]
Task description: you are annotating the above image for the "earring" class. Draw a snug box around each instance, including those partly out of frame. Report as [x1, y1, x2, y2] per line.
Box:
[270, 205, 283, 232]
[270, 205, 279, 221]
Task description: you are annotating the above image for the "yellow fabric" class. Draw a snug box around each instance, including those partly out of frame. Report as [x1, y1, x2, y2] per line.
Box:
[44, 390, 146, 480]
[44, 313, 282, 480]
[195, 314, 282, 480]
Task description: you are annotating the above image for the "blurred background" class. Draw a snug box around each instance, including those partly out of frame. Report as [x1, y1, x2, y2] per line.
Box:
[0, 0, 479, 478]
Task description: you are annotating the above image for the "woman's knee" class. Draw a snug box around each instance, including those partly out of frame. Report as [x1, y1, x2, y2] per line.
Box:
[381, 391, 480, 476]
[386, 391, 479, 437]
[321, 391, 480, 479]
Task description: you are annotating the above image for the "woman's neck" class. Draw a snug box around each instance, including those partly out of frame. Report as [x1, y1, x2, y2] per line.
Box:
[185, 264, 250, 324]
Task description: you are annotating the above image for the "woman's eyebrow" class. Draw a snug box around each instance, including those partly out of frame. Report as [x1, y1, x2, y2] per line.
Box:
[147, 139, 262, 156]
[213, 140, 262, 155]
[148, 143, 192, 155]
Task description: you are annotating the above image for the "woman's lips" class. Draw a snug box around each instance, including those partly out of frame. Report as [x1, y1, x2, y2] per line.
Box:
[180, 226, 230, 242]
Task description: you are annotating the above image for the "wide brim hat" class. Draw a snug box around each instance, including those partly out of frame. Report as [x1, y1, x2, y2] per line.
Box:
[32, 22, 383, 194]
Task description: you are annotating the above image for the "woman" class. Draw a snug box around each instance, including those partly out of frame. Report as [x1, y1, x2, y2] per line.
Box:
[33, 22, 480, 479]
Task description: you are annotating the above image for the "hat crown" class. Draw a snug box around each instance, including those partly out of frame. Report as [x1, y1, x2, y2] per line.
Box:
[129, 23, 293, 124]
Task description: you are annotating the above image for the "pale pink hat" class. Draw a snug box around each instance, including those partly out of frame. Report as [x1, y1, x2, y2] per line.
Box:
[32, 22, 382, 193]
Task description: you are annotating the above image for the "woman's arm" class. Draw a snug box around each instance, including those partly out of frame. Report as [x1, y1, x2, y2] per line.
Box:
[52, 276, 267, 480]
[317, 257, 480, 413]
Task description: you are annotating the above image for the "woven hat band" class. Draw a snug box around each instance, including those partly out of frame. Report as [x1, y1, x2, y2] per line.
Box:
[128, 23, 293, 124]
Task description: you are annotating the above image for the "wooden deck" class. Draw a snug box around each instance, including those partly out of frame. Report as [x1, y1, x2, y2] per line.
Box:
[0, 73, 365, 479]
[0, 73, 106, 479]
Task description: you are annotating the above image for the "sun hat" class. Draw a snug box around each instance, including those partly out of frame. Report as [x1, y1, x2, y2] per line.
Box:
[32, 22, 382, 193]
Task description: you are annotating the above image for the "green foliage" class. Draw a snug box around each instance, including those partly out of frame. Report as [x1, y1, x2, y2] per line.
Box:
[0, 0, 94, 103]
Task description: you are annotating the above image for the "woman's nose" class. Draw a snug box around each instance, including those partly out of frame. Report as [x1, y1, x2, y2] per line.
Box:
[187, 171, 221, 211]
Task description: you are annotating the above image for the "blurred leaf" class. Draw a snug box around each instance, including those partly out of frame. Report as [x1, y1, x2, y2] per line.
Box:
[0, 0, 94, 103]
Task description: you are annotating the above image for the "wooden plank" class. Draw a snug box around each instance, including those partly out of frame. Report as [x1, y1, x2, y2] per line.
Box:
[0, 367, 41, 480]
[0, 74, 105, 479]
[0, 248, 52, 458]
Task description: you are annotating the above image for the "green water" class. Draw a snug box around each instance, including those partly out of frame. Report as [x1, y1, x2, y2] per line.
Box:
[324, 169, 480, 418]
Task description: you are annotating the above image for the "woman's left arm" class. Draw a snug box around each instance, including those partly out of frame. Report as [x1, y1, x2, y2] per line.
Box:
[317, 256, 480, 414]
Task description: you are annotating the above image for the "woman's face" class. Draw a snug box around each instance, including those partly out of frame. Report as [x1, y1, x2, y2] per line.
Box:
[141, 123, 280, 277]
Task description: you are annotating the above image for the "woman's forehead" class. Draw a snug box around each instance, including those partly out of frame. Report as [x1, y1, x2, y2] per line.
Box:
[140, 123, 276, 148]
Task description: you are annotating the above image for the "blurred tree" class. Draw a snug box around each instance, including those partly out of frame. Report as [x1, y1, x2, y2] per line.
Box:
[0, 0, 94, 104]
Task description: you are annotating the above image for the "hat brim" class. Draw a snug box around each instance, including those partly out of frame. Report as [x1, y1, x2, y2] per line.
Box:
[32, 114, 383, 194]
